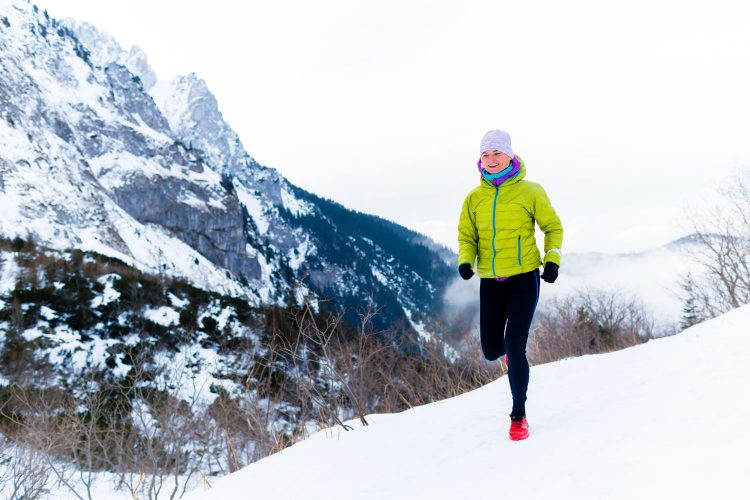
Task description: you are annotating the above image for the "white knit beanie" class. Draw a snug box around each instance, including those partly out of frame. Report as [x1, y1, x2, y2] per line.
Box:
[480, 129, 513, 157]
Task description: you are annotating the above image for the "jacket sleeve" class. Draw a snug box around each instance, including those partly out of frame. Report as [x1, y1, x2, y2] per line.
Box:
[533, 185, 563, 267]
[457, 193, 478, 269]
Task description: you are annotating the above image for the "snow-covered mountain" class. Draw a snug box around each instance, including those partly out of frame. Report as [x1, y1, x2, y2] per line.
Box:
[0, 1, 453, 336]
[184, 303, 750, 500]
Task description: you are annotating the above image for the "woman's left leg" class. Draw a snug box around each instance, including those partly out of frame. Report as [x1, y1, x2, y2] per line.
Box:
[503, 269, 540, 419]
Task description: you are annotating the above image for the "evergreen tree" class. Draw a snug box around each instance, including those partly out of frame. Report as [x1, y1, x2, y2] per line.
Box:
[680, 273, 703, 330]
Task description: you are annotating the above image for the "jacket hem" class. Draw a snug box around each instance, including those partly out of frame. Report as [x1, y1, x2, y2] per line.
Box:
[476, 261, 542, 279]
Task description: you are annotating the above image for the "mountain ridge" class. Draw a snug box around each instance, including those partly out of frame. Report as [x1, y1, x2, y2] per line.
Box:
[0, 0, 454, 337]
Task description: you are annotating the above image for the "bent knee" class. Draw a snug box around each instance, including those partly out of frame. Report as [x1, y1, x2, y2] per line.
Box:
[481, 347, 505, 362]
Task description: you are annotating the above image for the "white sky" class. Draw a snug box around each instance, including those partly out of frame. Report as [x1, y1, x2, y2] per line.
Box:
[44, 0, 750, 254]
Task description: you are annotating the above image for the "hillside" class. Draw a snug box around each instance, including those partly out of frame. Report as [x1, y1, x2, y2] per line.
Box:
[185, 304, 750, 500]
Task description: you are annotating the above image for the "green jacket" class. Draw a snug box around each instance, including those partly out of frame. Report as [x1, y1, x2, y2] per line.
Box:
[457, 156, 563, 278]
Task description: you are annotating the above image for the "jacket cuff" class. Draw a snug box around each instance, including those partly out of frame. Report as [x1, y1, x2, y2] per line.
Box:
[543, 249, 561, 267]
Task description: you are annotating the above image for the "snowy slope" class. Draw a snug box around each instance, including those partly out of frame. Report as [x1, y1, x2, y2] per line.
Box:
[185, 304, 750, 500]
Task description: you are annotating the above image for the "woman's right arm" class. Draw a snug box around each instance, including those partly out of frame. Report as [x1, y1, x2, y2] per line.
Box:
[457, 194, 479, 270]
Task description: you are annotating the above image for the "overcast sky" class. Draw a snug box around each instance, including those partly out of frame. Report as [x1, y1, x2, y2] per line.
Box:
[44, 0, 750, 255]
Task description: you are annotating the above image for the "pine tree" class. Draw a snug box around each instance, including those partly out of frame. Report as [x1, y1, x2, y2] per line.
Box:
[680, 273, 703, 330]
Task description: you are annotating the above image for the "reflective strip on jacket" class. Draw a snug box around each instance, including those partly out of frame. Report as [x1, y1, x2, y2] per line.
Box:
[457, 155, 563, 278]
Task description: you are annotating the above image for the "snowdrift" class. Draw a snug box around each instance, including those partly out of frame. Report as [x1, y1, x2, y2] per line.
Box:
[186, 304, 750, 500]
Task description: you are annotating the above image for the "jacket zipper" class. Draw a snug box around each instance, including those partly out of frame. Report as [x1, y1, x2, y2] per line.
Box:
[491, 187, 499, 276]
[517, 235, 522, 266]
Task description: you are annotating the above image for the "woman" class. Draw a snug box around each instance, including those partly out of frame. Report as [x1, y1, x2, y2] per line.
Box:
[457, 129, 563, 441]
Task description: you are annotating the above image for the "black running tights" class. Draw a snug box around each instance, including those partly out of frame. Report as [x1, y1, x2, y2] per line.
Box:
[479, 270, 540, 418]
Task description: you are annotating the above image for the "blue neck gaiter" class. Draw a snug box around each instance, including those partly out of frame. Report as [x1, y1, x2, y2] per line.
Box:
[476, 156, 521, 187]
[482, 163, 514, 183]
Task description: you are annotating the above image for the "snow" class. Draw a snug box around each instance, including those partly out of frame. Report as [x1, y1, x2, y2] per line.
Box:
[23, 324, 122, 374]
[234, 182, 269, 234]
[402, 307, 459, 361]
[88, 151, 166, 190]
[21, 325, 44, 342]
[197, 300, 233, 330]
[0, 437, 200, 500]
[88, 150, 223, 195]
[20, 51, 117, 125]
[401, 307, 431, 342]
[149, 75, 192, 134]
[287, 236, 309, 271]
[90, 273, 121, 308]
[245, 242, 258, 258]
[370, 265, 388, 286]
[214, 306, 234, 330]
[122, 332, 140, 347]
[143, 306, 180, 327]
[150, 342, 240, 409]
[129, 398, 158, 435]
[280, 184, 313, 217]
[39, 306, 57, 321]
[293, 282, 319, 312]
[168, 292, 189, 308]
[0, 251, 20, 294]
[255, 252, 274, 301]
[185, 304, 750, 500]
[176, 187, 211, 210]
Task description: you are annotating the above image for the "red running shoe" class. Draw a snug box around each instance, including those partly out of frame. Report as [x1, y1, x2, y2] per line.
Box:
[509, 417, 529, 441]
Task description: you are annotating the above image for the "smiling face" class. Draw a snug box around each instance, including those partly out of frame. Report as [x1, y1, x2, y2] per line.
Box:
[480, 150, 512, 174]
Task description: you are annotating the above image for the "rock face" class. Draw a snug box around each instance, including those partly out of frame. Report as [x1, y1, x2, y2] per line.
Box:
[0, 2, 455, 336]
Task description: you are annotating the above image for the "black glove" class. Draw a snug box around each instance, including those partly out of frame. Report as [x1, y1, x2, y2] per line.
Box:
[541, 262, 559, 283]
[458, 263, 474, 280]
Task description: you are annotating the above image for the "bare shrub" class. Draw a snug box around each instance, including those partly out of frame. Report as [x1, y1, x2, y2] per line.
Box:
[0, 434, 54, 500]
[0, 385, 83, 499]
[270, 302, 501, 439]
[531, 289, 654, 364]
[0, 358, 223, 499]
[387, 332, 502, 409]
[108, 355, 223, 500]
